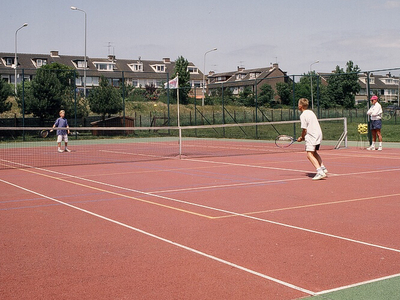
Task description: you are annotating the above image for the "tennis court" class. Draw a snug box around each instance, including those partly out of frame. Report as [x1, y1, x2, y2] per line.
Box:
[1, 121, 400, 299]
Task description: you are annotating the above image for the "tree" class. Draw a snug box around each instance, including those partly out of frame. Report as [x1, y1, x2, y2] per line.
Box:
[0, 80, 13, 114]
[258, 84, 275, 107]
[276, 82, 292, 106]
[172, 56, 191, 104]
[24, 69, 63, 122]
[238, 87, 254, 106]
[18, 62, 88, 122]
[88, 76, 123, 120]
[327, 61, 360, 108]
[295, 73, 331, 108]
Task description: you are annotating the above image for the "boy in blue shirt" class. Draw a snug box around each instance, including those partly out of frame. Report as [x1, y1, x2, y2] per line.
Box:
[52, 110, 71, 153]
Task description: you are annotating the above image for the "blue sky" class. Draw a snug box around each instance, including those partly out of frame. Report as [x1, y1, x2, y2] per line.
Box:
[2, 0, 400, 75]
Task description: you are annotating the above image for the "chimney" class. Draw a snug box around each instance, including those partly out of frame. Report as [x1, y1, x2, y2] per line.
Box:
[237, 66, 245, 72]
[50, 50, 59, 57]
[209, 71, 215, 76]
[108, 55, 116, 62]
[163, 57, 171, 63]
[272, 63, 278, 68]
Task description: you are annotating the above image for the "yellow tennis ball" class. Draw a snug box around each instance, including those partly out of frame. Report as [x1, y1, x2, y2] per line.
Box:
[153, 104, 157, 107]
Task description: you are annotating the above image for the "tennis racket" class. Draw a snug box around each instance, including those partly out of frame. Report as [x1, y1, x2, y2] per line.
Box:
[275, 135, 295, 148]
[39, 129, 54, 138]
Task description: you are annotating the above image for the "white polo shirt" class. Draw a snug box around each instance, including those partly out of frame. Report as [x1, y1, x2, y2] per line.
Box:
[300, 110, 322, 145]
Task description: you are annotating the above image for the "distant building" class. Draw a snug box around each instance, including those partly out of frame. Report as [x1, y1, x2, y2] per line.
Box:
[206, 63, 288, 100]
[0, 51, 204, 98]
[357, 72, 399, 104]
[319, 72, 399, 104]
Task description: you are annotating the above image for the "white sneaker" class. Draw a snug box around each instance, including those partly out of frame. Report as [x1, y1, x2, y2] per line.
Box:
[312, 172, 327, 180]
[366, 145, 375, 151]
[322, 167, 328, 174]
[65, 148, 71, 152]
[58, 149, 64, 153]
[377, 146, 382, 151]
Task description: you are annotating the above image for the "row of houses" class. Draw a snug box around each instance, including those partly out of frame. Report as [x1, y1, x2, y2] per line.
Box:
[1, 51, 399, 103]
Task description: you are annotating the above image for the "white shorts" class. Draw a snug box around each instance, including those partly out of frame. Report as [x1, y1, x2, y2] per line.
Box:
[305, 143, 320, 152]
[57, 134, 69, 143]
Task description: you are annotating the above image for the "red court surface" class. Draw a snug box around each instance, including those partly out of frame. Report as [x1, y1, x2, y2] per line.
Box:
[1, 146, 400, 299]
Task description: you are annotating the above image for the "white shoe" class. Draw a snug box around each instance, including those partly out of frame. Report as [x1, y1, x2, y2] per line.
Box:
[377, 146, 382, 151]
[58, 149, 64, 153]
[322, 167, 328, 174]
[366, 146, 375, 151]
[65, 148, 71, 152]
[312, 172, 327, 180]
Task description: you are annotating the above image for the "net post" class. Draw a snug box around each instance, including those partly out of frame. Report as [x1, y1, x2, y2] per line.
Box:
[344, 117, 348, 148]
[179, 127, 182, 159]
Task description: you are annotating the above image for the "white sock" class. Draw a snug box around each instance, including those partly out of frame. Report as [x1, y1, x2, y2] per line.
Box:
[379, 142, 382, 147]
[317, 167, 323, 174]
[371, 142, 375, 148]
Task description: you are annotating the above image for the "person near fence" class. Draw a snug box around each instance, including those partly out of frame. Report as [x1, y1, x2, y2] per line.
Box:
[297, 98, 328, 180]
[366, 95, 383, 151]
[51, 110, 71, 153]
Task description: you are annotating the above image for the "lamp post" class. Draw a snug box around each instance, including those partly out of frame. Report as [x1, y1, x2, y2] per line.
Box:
[71, 6, 87, 97]
[14, 23, 28, 95]
[310, 60, 319, 110]
[202, 48, 217, 106]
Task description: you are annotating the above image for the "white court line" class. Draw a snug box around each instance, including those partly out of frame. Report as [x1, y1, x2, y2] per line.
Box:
[315, 273, 400, 296]
[0, 178, 315, 296]
[2, 159, 400, 255]
[183, 157, 311, 173]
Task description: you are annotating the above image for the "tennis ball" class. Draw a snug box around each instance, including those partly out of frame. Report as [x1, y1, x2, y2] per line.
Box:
[153, 104, 157, 107]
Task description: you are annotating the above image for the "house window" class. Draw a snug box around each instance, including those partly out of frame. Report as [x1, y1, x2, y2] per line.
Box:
[94, 63, 114, 71]
[6, 58, 14, 66]
[192, 81, 201, 88]
[129, 63, 143, 72]
[188, 67, 198, 74]
[77, 60, 87, 68]
[35, 59, 47, 68]
[151, 64, 165, 73]
[236, 74, 245, 80]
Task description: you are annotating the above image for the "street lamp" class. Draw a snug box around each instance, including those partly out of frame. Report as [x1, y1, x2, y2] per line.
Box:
[71, 6, 87, 97]
[14, 23, 28, 95]
[310, 60, 319, 110]
[202, 48, 217, 106]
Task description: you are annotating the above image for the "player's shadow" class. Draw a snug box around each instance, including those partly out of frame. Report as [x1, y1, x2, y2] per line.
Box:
[306, 173, 315, 178]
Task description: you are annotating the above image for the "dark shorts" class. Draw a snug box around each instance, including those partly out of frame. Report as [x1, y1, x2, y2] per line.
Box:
[371, 120, 382, 130]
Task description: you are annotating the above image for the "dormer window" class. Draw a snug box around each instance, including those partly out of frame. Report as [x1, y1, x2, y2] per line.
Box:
[32, 58, 47, 68]
[235, 74, 245, 80]
[188, 67, 198, 74]
[249, 72, 260, 79]
[3, 57, 15, 67]
[72, 60, 87, 69]
[151, 64, 165, 73]
[128, 63, 143, 72]
[94, 62, 114, 71]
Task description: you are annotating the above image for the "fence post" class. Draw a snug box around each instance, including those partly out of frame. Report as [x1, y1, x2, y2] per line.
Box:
[222, 83, 225, 137]
[317, 75, 320, 118]
[122, 71, 126, 128]
[22, 68, 25, 141]
[292, 75, 296, 137]
[366, 72, 372, 145]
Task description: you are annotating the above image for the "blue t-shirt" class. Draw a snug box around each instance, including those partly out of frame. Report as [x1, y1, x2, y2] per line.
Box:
[54, 117, 69, 135]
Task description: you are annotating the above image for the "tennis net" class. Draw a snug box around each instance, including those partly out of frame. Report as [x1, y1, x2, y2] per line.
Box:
[0, 117, 347, 170]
